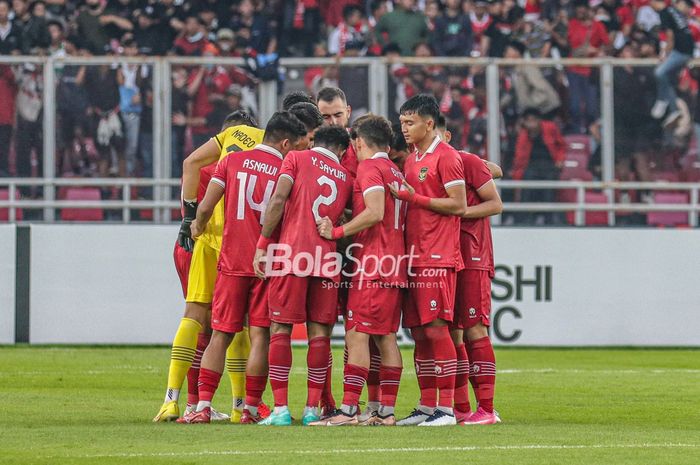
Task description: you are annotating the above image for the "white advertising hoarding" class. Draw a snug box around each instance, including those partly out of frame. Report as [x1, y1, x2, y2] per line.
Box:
[489, 228, 700, 346]
[29, 225, 182, 344]
[0, 224, 16, 344]
[25, 225, 700, 346]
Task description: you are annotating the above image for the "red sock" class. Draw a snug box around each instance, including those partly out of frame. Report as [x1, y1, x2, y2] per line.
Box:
[342, 363, 368, 409]
[268, 333, 292, 407]
[379, 365, 402, 407]
[468, 336, 496, 413]
[245, 375, 267, 408]
[321, 348, 336, 408]
[187, 332, 210, 405]
[425, 325, 457, 409]
[367, 340, 381, 403]
[197, 368, 222, 403]
[454, 343, 471, 413]
[411, 327, 437, 408]
[306, 336, 330, 408]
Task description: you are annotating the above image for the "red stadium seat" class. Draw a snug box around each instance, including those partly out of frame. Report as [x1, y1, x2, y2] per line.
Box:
[647, 192, 690, 227]
[564, 190, 608, 225]
[59, 187, 104, 221]
[582, 191, 608, 225]
[564, 134, 591, 162]
[0, 188, 23, 221]
[651, 171, 680, 183]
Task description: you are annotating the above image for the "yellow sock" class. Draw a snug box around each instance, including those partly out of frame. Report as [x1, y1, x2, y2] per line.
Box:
[226, 327, 250, 411]
[165, 317, 202, 402]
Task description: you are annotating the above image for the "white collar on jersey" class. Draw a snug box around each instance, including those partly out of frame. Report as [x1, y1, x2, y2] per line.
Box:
[254, 144, 283, 160]
[312, 146, 340, 164]
[371, 151, 389, 160]
[415, 135, 441, 162]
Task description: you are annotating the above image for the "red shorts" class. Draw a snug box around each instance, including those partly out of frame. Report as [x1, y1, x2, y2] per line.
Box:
[346, 281, 402, 335]
[211, 274, 270, 333]
[268, 275, 338, 325]
[453, 269, 492, 330]
[402, 268, 456, 328]
[173, 242, 192, 298]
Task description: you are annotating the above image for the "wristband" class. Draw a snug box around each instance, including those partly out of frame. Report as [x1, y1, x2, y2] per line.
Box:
[396, 189, 413, 202]
[331, 226, 345, 240]
[256, 235, 273, 250]
[183, 200, 198, 219]
[413, 194, 431, 209]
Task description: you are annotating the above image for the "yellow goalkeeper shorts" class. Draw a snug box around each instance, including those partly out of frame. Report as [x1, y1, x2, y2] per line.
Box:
[185, 241, 219, 304]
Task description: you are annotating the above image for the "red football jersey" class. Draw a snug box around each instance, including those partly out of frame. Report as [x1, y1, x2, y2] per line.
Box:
[211, 144, 284, 276]
[341, 141, 359, 181]
[349, 152, 407, 285]
[276, 147, 353, 279]
[458, 151, 495, 276]
[403, 135, 465, 269]
[179, 163, 214, 218]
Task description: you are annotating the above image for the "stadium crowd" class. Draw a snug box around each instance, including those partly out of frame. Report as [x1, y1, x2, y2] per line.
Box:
[1, 0, 700, 225]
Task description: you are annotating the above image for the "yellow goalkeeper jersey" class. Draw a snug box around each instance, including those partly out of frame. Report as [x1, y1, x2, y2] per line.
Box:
[197, 124, 265, 252]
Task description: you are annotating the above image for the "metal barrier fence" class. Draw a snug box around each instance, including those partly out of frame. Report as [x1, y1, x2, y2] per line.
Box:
[2, 178, 698, 226]
[1, 56, 699, 226]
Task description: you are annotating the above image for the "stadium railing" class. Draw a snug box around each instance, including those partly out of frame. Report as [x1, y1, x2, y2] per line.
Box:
[0, 56, 699, 226]
[2, 177, 698, 226]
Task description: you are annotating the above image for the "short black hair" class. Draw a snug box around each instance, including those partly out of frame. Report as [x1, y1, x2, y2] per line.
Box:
[391, 122, 408, 152]
[381, 43, 402, 56]
[313, 125, 351, 154]
[288, 102, 324, 131]
[282, 90, 315, 110]
[317, 87, 347, 104]
[522, 107, 541, 119]
[121, 38, 137, 48]
[263, 111, 308, 144]
[222, 110, 258, 129]
[399, 94, 440, 123]
[437, 114, 446, 130]
[356, 115, 393, 149]
[343, 4, 362, 21]
[47, 19, 64, 31]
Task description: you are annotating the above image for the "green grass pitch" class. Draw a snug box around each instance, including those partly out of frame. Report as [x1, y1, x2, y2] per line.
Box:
[0, 346, 698, 465]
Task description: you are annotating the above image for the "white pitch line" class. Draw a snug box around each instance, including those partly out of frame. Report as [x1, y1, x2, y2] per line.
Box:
[61, 443, 699, 459]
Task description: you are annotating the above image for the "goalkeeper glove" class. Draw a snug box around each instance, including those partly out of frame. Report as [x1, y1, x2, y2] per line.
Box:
[178, 200, 198, 252]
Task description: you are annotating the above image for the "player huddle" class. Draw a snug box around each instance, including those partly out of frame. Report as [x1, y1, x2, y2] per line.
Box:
[154, 87, 503, 427]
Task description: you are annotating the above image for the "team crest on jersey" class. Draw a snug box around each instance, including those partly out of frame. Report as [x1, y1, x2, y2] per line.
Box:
[418, 167, 429, 182]
[430, 299, 437, 311]
[469, 307, 476, 317]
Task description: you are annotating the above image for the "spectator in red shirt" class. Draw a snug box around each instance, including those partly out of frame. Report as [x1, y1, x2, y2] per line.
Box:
[185, 44, 232, 148]
[173, 15, 209, 56]
[321, 0, 362, 28]
[0, 63, 15, 177]
[567, 0, 610, 134]
[512, 108, 566, 224]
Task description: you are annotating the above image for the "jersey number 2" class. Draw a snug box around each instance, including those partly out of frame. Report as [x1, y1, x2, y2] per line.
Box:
[311, 175, 338, 222]
[236, 172, 275, 224]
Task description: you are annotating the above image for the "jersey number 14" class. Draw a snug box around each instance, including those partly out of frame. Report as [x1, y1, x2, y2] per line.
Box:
[236, 172, 275, 224]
